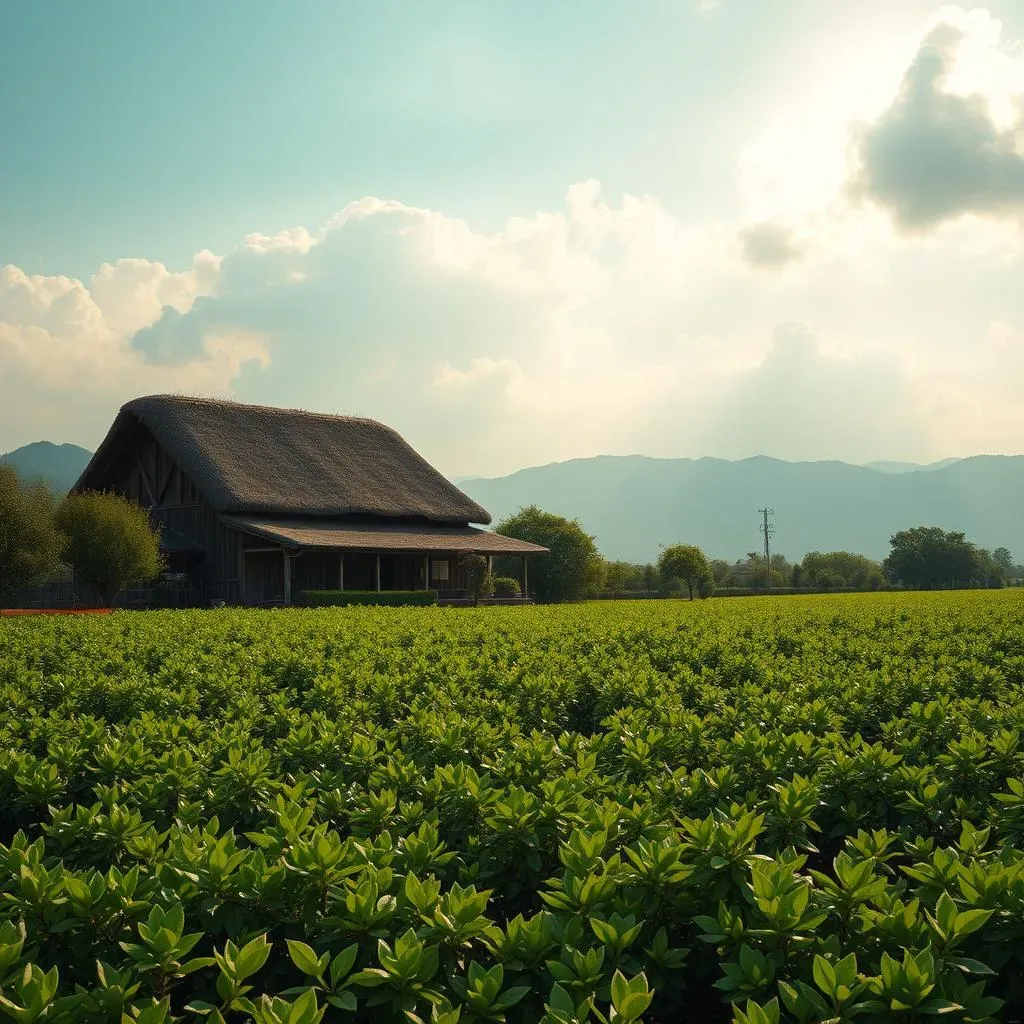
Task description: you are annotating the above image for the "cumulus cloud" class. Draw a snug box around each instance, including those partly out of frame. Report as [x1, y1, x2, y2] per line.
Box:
[0, 256, 265, 451]
[695, 322, 931, 463]
[110, 185, 725, 472]
[849, 7, 1024, 231]
[1, 170, 1023, 472]
[737, 222, 806, 270]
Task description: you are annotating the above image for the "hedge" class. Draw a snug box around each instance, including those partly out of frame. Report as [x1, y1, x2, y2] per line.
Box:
[296, 590, 437, 607]
[491, 576, 522, 598]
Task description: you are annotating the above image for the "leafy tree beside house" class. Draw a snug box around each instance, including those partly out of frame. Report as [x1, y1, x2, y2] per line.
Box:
[57, 491, 164, 607]
[658, 543, 713, 600]
[0, 465, 64, 607]
[459, 553, 493, 605]
[495, 506, 604, 602]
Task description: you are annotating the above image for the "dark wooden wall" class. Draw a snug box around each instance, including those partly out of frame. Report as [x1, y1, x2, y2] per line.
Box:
[105, 428, 242, 605]
[97, 427, 489, 607]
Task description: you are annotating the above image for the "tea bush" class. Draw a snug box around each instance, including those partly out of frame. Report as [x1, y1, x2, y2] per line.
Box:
[2, 592, 1024, 1022]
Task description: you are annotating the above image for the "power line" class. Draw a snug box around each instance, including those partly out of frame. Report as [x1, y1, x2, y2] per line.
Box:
[759, 508, 775, 594]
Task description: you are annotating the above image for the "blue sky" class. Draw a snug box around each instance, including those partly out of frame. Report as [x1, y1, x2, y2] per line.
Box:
[2, 1, 1024, 474]
[2, 0, 820, 272]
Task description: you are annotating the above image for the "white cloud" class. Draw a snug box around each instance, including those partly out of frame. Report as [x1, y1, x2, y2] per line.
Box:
[0, 255, 265, 451]
[848, 7, 1024, 230]
[1, 154, 1023, 471]
[735, 4, 1024, 255]
[87, 251, 220, 337]
[737, 222, 807, 270]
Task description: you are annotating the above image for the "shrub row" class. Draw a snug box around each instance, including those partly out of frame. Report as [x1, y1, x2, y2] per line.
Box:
[296, 590, 438, 607]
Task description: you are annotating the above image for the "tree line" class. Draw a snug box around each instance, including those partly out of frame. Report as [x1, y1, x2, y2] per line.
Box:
[0, 466, 162, 608]
[3, 473, 1019, 608]
[496, 506, 1022, 602]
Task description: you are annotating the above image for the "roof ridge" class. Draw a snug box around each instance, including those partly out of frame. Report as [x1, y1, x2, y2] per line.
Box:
[125, 394, 389, 429]
[78, 394, 492, 525]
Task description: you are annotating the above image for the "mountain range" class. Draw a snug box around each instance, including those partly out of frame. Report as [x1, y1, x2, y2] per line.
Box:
[0, 442, 95, 494]
[457, 454, 1024, 563]
[3, 442, 1021, 564]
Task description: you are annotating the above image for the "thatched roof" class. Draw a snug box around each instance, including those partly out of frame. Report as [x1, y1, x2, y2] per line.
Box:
[223, 516, 548, 555]
[76, 395, 491, 525]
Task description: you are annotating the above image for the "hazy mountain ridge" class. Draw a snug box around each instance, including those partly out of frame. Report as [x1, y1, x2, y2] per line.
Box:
[863, 458, 963, 474]
[460, 453, 1024, 563]
[0, 442, 93, 493]
[6, 441, 1021, 564]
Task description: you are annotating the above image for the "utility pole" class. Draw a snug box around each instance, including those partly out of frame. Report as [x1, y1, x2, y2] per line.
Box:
[759, 508, 775, 594]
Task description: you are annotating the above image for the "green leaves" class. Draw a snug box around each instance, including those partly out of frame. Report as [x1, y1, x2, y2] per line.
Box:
[927, 890, 993, 949]
[286, 940, 326, 980]
[284, 940, 358, 1011]
[450, 962, 529, 1022]
[1, 592, 1022, 1021]
[609, 970, 653, 1023]
[187, 934, 272, 1015]
[118, 903, 214, 984]
[0, 964, 60, 1023]
[731, 998, 780, 1024]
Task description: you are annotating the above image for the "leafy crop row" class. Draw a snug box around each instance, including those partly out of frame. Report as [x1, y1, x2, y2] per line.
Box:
[2, 592, 1024, 1022]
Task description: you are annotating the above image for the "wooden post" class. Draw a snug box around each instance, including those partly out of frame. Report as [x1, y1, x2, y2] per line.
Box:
[283, 549, 291, 606]
[339, 553, 345, 591]
[523, 556, 528, 598]
[239, 546, 246, 606]
[424, 555, 429, 591]
[375, 554, 381, 592]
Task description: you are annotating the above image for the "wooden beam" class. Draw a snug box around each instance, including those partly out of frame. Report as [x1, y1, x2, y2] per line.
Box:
[523, 556, 528, 597]
[375, 554, 381, 592]
[424, 555, 429, 591]
[156, 460, 177, 505]
[137, 458, 157, 506]
[339, 553, 345, 592]
[283, 550, 291, 606]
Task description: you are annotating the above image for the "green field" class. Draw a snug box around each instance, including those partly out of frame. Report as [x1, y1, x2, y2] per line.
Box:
[3, 593, 1024, 1023]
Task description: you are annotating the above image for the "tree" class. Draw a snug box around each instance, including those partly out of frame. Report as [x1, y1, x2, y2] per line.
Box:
[495, 506, 604, 602]
[883, 526, 980, 590]
[460, 553, 493, 606]
[658, 544, 712, 600]
[974, 549, 1007, 589]
[601, 560, 633, 594]
[740, 553, 786, 591]
[993, 547, 1014, 572]
[709, 559, 732, 586]
[801, 551, 883, 590]
[598, 561, 660, 595]
[0, 466, 65, 607]
[57, 491, 164, 607]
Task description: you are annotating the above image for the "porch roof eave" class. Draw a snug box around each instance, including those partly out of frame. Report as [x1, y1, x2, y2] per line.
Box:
[222, 514, 548, 557]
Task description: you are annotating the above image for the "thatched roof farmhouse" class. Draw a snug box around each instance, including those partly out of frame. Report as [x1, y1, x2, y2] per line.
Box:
[75, 395, 545, 605]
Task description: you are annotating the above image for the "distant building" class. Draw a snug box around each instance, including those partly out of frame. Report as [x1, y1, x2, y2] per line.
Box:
[73, 395, 545, 606]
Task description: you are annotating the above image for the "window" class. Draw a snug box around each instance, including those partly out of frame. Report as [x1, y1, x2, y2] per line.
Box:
[431, 559, 450, 582]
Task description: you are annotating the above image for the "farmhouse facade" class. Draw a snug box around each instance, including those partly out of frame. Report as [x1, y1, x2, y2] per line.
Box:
[72, 395, 546, 606]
